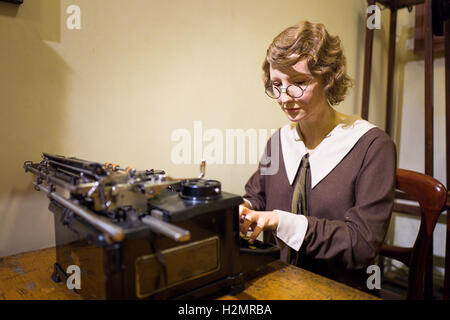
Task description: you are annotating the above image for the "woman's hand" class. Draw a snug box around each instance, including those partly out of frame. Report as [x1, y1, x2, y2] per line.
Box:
[238, 204, 279, 243]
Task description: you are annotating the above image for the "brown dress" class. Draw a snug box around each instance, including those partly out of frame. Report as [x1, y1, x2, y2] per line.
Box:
[243, 125, 397, 291]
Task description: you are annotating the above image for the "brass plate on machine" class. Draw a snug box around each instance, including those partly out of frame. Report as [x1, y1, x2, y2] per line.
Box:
[135, 236, 220, 298]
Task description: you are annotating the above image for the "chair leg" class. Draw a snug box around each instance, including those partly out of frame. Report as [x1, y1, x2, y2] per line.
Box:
[379, 255, 385, 276]
[425, 241, 434, 299]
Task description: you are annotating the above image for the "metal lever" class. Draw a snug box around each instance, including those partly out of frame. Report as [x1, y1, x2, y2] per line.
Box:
[104, 162, 136, 175]
[141, 215, 191, 242]
[198, 160, 206, 179]
[33, 182, 125, 243]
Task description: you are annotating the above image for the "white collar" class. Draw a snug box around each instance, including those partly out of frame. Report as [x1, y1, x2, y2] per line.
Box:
[280, 119, 376, 188]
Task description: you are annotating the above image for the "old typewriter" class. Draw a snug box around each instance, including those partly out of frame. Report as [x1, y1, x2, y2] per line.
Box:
[24, 153, 278, 299]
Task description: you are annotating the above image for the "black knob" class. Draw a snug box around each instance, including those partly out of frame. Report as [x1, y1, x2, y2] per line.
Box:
[180, 179, 221, 201]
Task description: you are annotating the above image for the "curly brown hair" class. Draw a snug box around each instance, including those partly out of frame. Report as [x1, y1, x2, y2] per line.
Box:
[263, 21, 352, 106]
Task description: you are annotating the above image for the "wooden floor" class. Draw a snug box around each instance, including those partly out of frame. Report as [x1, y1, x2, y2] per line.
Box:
[0, 247, 80, 300]
[0, 247, 379, 300]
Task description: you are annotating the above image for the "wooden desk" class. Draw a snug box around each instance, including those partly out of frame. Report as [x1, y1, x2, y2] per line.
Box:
[0, 247, 378, 300]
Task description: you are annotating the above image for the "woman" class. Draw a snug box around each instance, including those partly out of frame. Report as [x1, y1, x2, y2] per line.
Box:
[239, 21, 396, 291]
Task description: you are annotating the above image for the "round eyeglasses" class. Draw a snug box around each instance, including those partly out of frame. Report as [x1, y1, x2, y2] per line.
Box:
[265, 79, 312, 99]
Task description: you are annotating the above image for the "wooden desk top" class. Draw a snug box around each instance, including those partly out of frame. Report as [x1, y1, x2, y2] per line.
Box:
[0, 247, 378, 300]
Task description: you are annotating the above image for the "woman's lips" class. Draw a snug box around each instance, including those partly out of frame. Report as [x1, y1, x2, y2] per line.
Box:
[283, 107, 302, 119]
[282, 104, 301, 111]
[283, 107, 301, 113]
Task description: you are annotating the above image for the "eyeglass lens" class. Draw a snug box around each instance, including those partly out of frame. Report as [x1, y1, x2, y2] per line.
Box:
[265, 84, 306, 99]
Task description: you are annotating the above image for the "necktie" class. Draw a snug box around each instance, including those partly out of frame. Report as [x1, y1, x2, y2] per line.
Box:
[288, 153, 310, 265]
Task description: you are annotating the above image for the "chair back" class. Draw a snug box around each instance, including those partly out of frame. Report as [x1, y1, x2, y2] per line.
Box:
[380, 168, 447, 299]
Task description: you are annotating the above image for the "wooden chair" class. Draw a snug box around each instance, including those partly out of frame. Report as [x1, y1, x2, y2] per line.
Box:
[379, 168, 447, 299]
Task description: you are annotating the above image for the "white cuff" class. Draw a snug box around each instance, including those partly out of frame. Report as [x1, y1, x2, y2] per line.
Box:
[274, 209, 308, 252]
[243, 198, 253, 210]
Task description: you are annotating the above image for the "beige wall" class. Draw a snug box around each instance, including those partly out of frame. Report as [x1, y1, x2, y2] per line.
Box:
[0, 0, 446, 288]
[0, 0, 374, 257]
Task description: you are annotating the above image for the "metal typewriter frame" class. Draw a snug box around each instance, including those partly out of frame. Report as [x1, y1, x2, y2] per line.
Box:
[24, 153, 245, 299]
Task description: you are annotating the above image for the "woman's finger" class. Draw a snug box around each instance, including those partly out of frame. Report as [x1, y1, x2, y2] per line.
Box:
[239, 206, 252, 223]
[239, 205, 252, 215]
[240, 213, 255, 235]
[248, 224, 264, 244]
[248, 215, 267, 243]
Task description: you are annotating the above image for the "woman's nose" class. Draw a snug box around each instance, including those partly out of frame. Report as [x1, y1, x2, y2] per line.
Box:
[279, 90, 294, 105]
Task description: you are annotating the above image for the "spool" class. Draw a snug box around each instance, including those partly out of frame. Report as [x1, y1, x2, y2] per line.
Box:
[179, 179, 221, 201]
